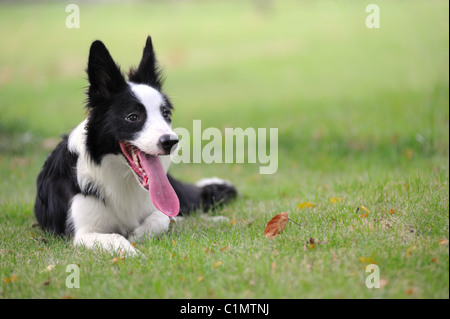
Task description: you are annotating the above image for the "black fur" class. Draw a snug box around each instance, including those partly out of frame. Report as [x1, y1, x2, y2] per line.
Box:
[34, 36, 237, 236]
[85, 40, 149, 164]
[128, 36, 164, 90]
[34, 137, 79, 235]
[168, 175, 237, 214]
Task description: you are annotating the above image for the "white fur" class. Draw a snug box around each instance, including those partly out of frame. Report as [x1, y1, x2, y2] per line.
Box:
[129, 83, 178, 156]
[195, 177, 233, 188]
[67, 84, 175, 257]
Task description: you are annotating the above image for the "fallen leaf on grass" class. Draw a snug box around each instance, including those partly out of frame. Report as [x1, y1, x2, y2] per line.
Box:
[405, 288, 417, 295]
[297, 202, 315, 210]
[356, 206, 369, 218]
[212, 261, 223, 269]
[3, 274, 18, 284]
[264, 212, 289, 239]
[303, 237, 327, 250]
[439, 239, 449, 246]
[111, 249, 125, 264]
[360, 206, 370, 213]
[330, 197, 343, 204]
[359, 256, 377, 265]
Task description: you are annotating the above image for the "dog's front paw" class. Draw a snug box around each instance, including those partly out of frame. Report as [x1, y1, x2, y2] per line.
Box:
[128, 211, 170, 242]
[74, 232, 140, 257]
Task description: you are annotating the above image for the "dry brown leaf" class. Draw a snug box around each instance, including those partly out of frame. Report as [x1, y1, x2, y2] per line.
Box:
[111, 250, 125, 264]
[360, 206, 370, 213]
[359, 256, 378, 266]
[405, 288, 417, 295]
[264, 212, 289, 239]
[3, 274, 18, 284]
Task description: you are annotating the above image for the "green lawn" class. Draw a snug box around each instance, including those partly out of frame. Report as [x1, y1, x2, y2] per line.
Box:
[0, 0, 448, 299]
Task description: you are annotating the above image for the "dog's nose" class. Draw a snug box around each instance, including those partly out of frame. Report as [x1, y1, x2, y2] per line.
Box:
[158, 134, 179, 155]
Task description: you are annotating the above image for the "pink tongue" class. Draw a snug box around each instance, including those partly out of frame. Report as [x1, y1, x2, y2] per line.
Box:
[137, 152, 179, 217]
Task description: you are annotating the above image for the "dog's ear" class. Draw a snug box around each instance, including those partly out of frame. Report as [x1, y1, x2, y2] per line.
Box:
[87, 40, 127, 100]
[128, 36, 163, 90]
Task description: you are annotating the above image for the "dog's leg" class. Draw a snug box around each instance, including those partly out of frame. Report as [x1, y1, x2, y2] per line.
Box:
[74, 232, 139, 256]
[70, 194, 139, 256]
[127, 210, 170, 243]
[168, 174, 237, 215]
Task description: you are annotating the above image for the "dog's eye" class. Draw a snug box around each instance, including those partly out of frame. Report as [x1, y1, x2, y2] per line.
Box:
[162, 110, 172, 121]
[126, 113, 140, 122]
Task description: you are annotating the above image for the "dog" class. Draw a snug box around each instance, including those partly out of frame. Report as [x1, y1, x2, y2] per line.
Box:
[34, 36, 237, 256]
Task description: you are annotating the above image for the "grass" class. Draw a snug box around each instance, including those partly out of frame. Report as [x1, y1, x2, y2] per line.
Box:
[0, 0, 448, 299]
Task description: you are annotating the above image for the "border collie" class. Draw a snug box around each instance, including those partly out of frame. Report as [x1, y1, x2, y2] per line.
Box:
[34, 36, 237, 256]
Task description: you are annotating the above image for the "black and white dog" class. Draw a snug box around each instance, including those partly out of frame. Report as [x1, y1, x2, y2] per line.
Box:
[34, 36, 236, 256]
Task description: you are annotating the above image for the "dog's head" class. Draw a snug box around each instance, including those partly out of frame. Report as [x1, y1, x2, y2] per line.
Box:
[84, 36, 179, 217]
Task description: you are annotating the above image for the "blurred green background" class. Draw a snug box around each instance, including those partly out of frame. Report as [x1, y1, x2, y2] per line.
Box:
[1, 0, 448, 201]
[0, 0, 448, 199]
